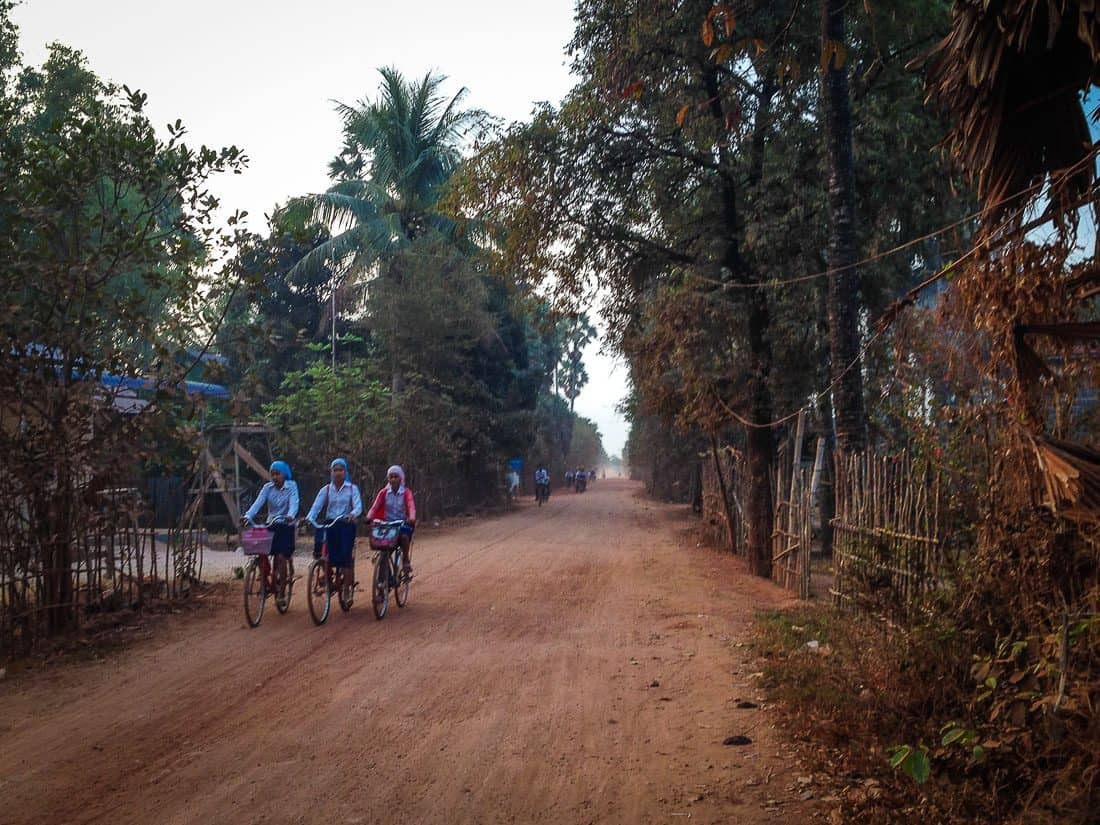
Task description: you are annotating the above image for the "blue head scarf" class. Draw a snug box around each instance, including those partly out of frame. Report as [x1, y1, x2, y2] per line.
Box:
[269, 460, 292, 481]
[331, 458, 350, 483]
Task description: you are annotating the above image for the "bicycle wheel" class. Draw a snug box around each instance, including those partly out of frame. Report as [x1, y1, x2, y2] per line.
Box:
[394, 548, 410, 608]
[371, 554, 389, 620]
[243, 558, 265, 628]
[274, 558, 292, 614]
[338, 566, 354, 612]
[306, 559, 330, 626]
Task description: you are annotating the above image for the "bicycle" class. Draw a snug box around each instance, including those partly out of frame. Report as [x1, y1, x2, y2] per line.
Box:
[535, 481, 550, 506]
[241, 516, 295, 628]
[369, 519, 411, 620]
[306, 518, 356, 626]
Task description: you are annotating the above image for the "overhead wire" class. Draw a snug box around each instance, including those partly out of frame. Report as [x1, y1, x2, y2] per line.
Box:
[703, 160, 1100, 431]
[683, 142, 1100, 292]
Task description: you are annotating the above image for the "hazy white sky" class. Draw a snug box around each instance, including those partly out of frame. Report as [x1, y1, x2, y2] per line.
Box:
[13, 0, 631, 456]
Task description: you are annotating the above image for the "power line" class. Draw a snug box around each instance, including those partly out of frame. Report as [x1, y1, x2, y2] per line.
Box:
[685, 144, 1100, 292]
[704, 174, 1100, 431]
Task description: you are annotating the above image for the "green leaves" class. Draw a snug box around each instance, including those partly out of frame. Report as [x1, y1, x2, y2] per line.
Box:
[887, 744, 931, 784]
[287, 68, 482, 282]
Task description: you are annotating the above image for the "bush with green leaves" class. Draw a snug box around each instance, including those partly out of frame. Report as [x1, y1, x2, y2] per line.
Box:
[0, 5, 249, 647]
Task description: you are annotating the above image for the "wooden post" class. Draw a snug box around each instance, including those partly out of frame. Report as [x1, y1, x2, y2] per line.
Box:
[232, 431, 242, 529]
[786, 411, 806, 591]
[709, 435, 737, 553]
[805, 437, 825, 598]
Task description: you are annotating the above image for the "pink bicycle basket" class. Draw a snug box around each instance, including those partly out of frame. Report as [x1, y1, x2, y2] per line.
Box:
[369, 523, 400, 549]
[241, 527, 274, 555]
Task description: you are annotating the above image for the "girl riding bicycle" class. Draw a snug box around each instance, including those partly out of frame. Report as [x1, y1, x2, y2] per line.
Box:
[240, 460, 299, 622]
[307, 458, 363, 570]
[243, 460, 299, 555]
[367, 465, 417, 576]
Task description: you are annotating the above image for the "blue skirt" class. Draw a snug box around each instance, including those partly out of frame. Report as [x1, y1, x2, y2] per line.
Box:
[317, 522, 356, 567]
[269, 523, 296, 557]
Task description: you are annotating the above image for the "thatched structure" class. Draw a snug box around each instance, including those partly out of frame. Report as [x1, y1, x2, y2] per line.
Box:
[915, 1, 1100, 521]
[916, 0, 1099, 216]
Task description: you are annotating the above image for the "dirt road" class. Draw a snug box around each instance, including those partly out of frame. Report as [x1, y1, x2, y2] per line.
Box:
[0, 480, 817, 824]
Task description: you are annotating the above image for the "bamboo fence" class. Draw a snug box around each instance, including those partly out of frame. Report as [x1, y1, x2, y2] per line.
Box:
[1, 476, 207, 659]
[830, 449, 943, 616]
[771, 412, 824, 599]
[700, 412, 823, 599]
[700, 444, 748, 555]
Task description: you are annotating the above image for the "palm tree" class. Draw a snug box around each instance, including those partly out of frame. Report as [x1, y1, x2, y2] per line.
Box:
[281, 67, 483, 379]
[327, 67, 481, 238]
[558, 313, 597, 412]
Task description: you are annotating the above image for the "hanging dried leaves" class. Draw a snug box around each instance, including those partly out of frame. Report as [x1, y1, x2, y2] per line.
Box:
[1030, 436, 1100, 522]
[913, 0, 1100, 224]
[820, 38, 848, 72]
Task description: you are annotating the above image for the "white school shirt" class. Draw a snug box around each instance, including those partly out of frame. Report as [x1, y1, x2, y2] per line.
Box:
[307, 481, 363, 523]
[245, 480, 299, 522]
[383, 485, 410, 521]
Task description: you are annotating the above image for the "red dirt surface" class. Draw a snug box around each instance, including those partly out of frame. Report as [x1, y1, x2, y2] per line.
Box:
[0, 479, 817, 824]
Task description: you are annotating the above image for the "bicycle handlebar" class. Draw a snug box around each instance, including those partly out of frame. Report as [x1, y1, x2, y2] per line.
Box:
[370, 519, 405, 527]
[243, 515, 294, 528]
[308, 518, 341, 529]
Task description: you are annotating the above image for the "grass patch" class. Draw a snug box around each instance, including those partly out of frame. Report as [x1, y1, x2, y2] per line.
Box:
[753, 597, 1100, 824]
[753, 605, 977, 822]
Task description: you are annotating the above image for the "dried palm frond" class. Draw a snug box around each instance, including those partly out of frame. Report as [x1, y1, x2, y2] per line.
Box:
[913, 1, 1100, 227]
[1031, 435, 1100, 522]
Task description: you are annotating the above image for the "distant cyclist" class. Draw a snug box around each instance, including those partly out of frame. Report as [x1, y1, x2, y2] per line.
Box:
[534, 465, 550, 501]
[368, 465, 417, 577]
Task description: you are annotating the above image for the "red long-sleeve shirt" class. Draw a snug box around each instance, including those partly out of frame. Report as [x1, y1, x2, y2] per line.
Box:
[368, 485, 417, 523]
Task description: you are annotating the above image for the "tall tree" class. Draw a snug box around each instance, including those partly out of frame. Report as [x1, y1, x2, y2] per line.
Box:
[285, 68, 481, 279]
[284, 68, 484, 391]
[558, 313, 597, 411]
[821, 0, 867, 452]
[0, 16, 248, 639]
[453, 2, 794, 576]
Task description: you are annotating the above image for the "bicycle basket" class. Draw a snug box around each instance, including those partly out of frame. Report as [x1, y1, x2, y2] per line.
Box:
[369, 523, 400, 549]
[241, 527, 274, 555]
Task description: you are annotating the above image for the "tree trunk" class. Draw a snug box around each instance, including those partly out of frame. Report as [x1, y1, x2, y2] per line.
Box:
[704, 62, 776, 579]
[822, 0, 867, 453]
[815, 276, 836, 556]
[46, 471, 75, 636]
[744, 292, 775, 577]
